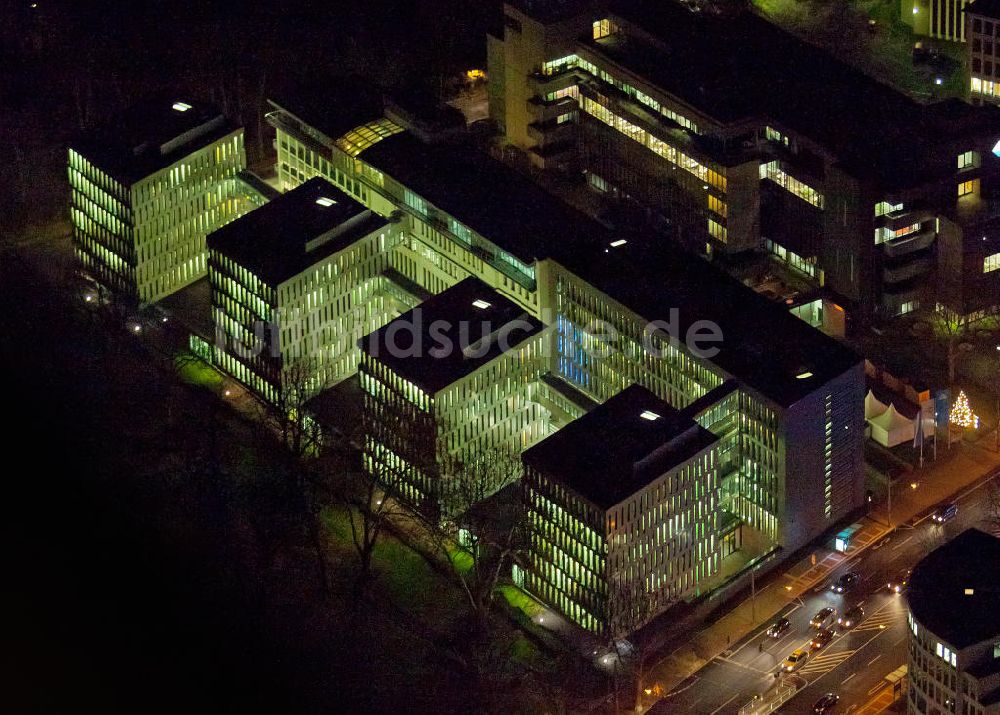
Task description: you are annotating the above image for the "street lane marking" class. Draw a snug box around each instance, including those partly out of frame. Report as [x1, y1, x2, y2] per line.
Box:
[712, 654, 770, 675]
[891, 535, 914, 551]
[867, 655, 882, 666]
[843, 672, 857, 684]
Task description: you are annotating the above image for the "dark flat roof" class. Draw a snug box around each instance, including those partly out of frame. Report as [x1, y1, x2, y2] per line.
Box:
[967, 0, 1000, 20]
[523, 384, 719, 510]
[359, 277, 544, 394]
[359, 131, 858, 406]
[550, 226, 861, 408]
[207, 177, 388, 286]
[358, 132, 613, 264]
[600, 0, 1000, 188]
[69, 98, 240, 184]
[907, 529, 1000, 649]
[268, 77, 384, 144]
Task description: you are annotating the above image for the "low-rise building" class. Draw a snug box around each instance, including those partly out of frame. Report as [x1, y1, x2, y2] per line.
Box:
[907, 528, 1000, 715]
[521, 384, 722, 637]
[68, 99, 248, 304]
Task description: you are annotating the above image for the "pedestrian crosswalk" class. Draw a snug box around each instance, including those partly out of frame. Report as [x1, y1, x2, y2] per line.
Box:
[854, 609, 901, 633]
[797, 648, 857, 675]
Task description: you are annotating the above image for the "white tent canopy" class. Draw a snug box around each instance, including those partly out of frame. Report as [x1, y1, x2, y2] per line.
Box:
[869, 404, 915, 447]
[864, 389, 889, 420]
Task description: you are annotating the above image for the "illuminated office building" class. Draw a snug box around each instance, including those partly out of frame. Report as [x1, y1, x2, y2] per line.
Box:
[266, 85, 865, 629]
[967, 1, 1000, 104]
[68, 99, 248, 305]
[207, 177, 404, 403]
[521, 385, 722, 636]
[489, 0, 1000, 322]
[906, 529, 1000, 715]
[904, 0, 973, 42]
[359, 278, 550, 515]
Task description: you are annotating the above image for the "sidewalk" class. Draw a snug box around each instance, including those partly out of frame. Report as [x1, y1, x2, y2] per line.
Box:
[644, 436, 1000, 705]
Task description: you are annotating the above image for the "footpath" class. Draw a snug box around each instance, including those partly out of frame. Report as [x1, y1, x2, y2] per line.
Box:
[642, 434, 1000, 711]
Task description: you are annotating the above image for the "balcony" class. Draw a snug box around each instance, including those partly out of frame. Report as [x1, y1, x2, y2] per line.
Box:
[527, 95, 579, 123]
[884, 208, 935, 231]
[883, 254, 933, 284]
[528, 68, 580, 94]
[882, 227, 936, 258]
[527, 118, 576, 146]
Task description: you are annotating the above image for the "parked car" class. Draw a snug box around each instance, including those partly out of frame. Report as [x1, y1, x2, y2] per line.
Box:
[887, 568, 911, 594]
[932, 503, 958, 523]
[766, 617, 791, 638]
[838, 605, 865, 629]
[782, 649, 809, 672]
[810, 607, 837, 630]
[814, 692, 840, 713]
[831, 572, 860, 594]
[810, 628, 835, 650]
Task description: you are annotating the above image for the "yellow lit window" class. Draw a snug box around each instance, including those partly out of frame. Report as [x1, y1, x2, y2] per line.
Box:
[708, 195, 727, 218]
[958, 179, 979, 197]
[984, 253, 1000, 273]
[592, 18, 616, 39]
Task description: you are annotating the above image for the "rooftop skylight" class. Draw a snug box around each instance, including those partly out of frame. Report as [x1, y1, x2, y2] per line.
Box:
[315, 197, 336, 207]
[472, 299, 491, 310]
[796, 371, 814, 379]
[640, 410, 660, 421]
[610, 239, 627, 248]
[172, 101, 192, 112]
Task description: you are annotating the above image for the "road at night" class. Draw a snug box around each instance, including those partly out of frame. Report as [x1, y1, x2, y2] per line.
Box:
[656, 469, 1000, 714]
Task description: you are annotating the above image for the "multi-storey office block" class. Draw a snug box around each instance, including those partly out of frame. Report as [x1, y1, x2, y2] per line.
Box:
[967, 0, 1000, 103]
[906, 529, 1000, 715]
[903, 0, 973, 42]
[359, 278, 550, 516]
[521, 385, 722, 637]
[68, 99, 248, 305]
[489, 0, 1000, 321]
[207, 177, 405, 403]
[546, 232, 866, 557]
[263, 90, 866, 619]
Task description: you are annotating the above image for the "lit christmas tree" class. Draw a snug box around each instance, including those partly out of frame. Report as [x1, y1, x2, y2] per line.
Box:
[950, 390, 975, 428]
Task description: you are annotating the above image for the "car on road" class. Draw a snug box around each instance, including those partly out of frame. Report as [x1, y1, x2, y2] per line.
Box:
[932, 502, 958, 523]
[887, 568, 911, 594]
[810, 628, 835, 650]
[810, 607, 837, 629]
[814, 692, 840, 713]
[831, 572, 860, 594]
[838, 605, 865, 629]
[782, 648, 809, 672]
[766, 617, 791, 638]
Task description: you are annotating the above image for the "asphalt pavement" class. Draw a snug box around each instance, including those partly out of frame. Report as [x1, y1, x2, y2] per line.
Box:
[656, 468, 1000, 715]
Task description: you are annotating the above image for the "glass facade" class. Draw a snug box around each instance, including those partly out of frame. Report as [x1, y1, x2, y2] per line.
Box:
[69, 130, 248, 304]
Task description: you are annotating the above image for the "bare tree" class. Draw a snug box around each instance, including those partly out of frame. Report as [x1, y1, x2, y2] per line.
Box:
[434, 446, 528, 637]
[984, 478, 1000, 536]
[602, 572, 659, 715]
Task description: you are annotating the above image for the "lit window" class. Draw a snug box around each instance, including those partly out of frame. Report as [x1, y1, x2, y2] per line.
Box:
[984, 253, 1000, 273]
[958, 150, 977, 170]
[796, 371, 814, 379]
[964, 588, 975, 595]
[993, 138, 1000, 157]
[640, 410, 660, 421]
[315, 197, 336, 207]
[610, 239, 627, 247]
[472, 299, 491, 309]
[959, 179, 978, 197]
[172, 101, 192, 112]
